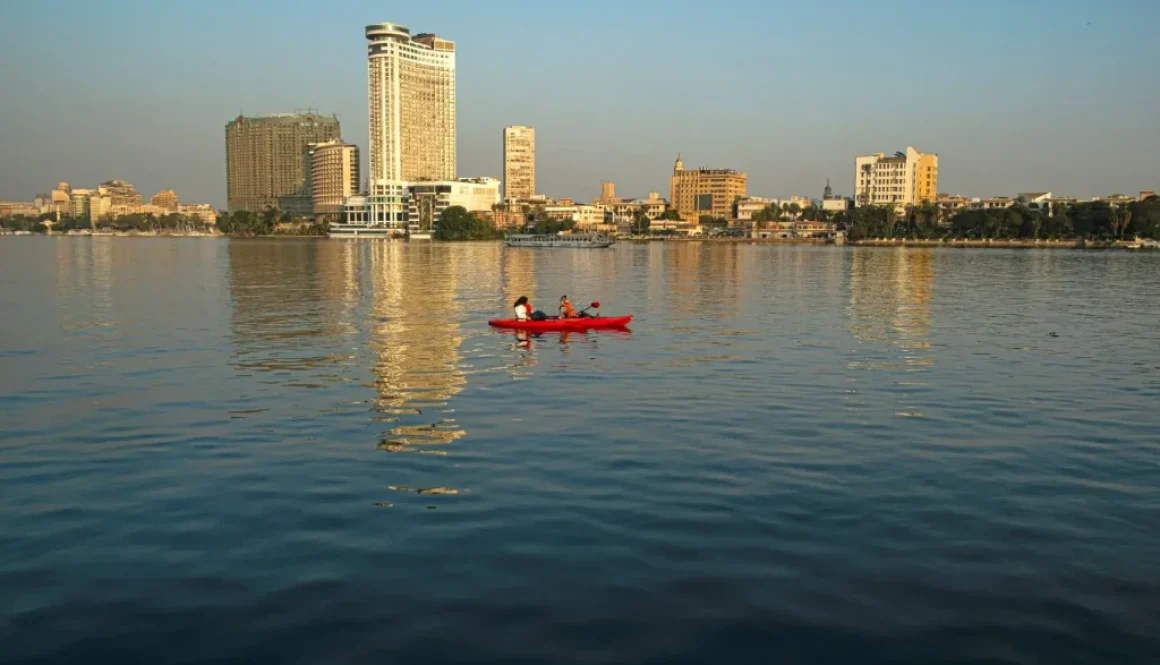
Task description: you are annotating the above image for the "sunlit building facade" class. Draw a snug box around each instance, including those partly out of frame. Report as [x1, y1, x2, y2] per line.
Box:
[366, 22, 456, 227]
[854, 146, 938, 209]
[670, 155, 747, 222]
[225, 113, 341, 213]
[309, 141, 360, 218]
[503, 126, 535, 201]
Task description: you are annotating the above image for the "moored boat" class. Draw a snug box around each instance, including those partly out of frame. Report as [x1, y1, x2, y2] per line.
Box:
[328, 222, 403, 239]
[505, 233, 614, 248]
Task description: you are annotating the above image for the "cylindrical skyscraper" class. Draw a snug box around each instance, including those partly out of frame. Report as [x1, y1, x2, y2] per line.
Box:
[365, 22, 456, 227]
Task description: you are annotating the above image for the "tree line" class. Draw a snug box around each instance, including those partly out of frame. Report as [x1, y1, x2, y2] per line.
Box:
[837, 197, 1160, 241]
[751, 202, 830, 223]
[0, 213, 213, 233]
[216, 209, 327, 236]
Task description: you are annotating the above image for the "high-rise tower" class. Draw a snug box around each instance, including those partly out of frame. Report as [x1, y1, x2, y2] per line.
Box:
[365, 22, 456, 226]
[502, 126, 535, 201]
[225, 113, 340, 213]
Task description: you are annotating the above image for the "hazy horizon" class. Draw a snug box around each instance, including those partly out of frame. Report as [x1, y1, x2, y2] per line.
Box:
[2, 0, 1157, 209]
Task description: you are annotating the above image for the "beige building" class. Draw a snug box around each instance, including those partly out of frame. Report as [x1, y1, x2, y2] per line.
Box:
[309, 141, 360, 218]
[151, 190, 178, 211]
[225, 112, 340, 213]
[599, 181, 616, 204]
[503, 126, 535, 201]
[0, 201, 39, 216]
[366, 22, 456, 227]
[854, 146, 938, 209]
[574, 204, 608, 230]
[101, 180, 143, 206]
[636, 192, 667, 220]
[178, 203, 217, 226]
[670, 155, 747, 222]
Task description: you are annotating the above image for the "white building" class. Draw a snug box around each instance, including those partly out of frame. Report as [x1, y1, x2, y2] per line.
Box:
[734, 196, 772, 222]
[406, 177, 500, 235]
[854, 146, 938, 208]
[574, 204, 607, 230]
[365, 22, 456, 228]
[822, 198, 851, 213]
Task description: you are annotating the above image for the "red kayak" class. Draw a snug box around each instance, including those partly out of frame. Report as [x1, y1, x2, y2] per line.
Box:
[488, 316, 632, 331]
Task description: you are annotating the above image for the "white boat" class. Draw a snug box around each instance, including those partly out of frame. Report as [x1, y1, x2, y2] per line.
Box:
[1126, 237, 1159, 249]
[328, 222, 403, 239]
[505, 233, 614, 248]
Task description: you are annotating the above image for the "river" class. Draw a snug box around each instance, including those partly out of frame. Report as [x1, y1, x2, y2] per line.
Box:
[1, 238, 1157, 664]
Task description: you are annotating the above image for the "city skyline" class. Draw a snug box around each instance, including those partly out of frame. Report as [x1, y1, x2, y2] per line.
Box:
[1, 0, 1158, 208]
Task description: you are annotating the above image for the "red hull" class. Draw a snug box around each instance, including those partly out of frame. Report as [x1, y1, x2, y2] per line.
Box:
[488, 316, 633, 331]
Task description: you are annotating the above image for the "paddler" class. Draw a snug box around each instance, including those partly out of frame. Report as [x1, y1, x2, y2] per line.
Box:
[559, 295, 577, 318]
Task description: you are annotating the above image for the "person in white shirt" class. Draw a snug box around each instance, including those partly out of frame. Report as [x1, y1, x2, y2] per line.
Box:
[512, 296, 547, 321]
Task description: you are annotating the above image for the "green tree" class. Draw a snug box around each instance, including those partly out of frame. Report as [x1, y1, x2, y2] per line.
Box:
[658, 209, 682, 221]
[434, 205, 502, 240]
[1129, 196, 1160, 239]
[1110, 205, 1132, 239]
[632, 212, 651, 235]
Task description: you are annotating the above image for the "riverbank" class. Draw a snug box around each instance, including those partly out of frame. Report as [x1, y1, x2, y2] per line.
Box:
[0, 230, 221, 237]
[851, 238, 1157, 250]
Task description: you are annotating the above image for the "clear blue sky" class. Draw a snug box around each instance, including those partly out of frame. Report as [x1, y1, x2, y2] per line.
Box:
[2, 0, 1157, 208]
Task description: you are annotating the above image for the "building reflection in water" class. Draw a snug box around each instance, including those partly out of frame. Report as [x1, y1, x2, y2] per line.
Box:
[226, 240, 354, 378]
[846, 247, 935, 369]
[501, 246, 536, 312]
[57, 237, 113, 313]
[367, 242, 467, 449]
[658, 241, 744, 323]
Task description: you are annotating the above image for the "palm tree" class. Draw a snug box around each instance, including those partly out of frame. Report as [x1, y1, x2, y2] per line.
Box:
[767, 203, 783, 222]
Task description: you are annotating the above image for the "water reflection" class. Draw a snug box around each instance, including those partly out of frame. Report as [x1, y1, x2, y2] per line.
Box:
[368, 242, 467, 447]
[501, 246, 536, 308]
[226, 241, 356, 379]
[847, 248, 935, 369]
[57, 238, 115, 331]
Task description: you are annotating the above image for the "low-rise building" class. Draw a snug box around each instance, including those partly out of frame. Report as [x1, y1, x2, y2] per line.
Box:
[637, 192, 667, 219]
[734, 196, 772, 223]
[0, 201, 40, 217]
[822, 197, 852, 213]
[751, 220, 836, 239]
[539, 204, 579, 221]
[151, 190, 179, 211]
[1095, 193, 1137, 207]
[178, 204, 217, 225]
[406, 177, 502, 233]
[972, 197, 1016, 210]
[1016, 192, 1052, 214]
[574, 204, 607, 230]
[821, 180, 851, 213]
[101, 180, 143, 206]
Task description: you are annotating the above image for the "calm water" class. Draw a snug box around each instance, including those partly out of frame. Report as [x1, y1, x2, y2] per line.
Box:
[2, 238, 1158, 664]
